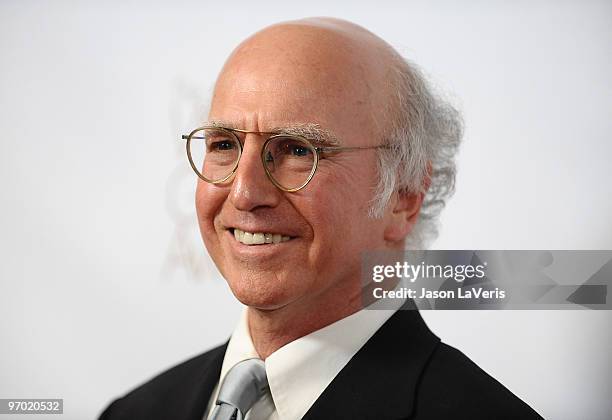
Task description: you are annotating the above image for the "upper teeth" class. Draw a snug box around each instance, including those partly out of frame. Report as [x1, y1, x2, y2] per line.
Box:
[233, 228, 290, 245]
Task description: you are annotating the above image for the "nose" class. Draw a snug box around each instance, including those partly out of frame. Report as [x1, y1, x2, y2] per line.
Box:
[229, 136, 282, 211]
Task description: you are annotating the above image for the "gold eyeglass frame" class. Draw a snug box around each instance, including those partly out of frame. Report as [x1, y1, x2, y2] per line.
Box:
[181, 125, 388, 192]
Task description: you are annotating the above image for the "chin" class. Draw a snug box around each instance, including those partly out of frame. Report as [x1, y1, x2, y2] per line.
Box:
[224, 271, 300, 311]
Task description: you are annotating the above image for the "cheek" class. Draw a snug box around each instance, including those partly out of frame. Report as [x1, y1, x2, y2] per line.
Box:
[195, 182, 225, 240]
[318, 161, 383, 243]
[302, 165, 378, 247]
[313, 159, 378, 216]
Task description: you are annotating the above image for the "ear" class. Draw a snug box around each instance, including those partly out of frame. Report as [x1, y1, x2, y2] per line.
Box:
[383, 165, 432, 243]
[383, 190, 424, 242]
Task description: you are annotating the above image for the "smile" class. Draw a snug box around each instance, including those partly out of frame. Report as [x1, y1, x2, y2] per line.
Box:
[231, 228, 291, 245]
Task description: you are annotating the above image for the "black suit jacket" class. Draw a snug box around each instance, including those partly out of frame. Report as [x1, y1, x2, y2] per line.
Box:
[100, 308, 543, 420]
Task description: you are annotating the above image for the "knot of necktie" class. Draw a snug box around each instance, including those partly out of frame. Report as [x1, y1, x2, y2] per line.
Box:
[210, 358, 269, 420]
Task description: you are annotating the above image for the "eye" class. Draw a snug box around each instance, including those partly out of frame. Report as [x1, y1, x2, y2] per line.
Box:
[209, 140, 236, 152]
[276, 138, 313, 157]
[289, 144, 310, 157]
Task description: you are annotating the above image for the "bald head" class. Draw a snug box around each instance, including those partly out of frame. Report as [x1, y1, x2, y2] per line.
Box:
[210, 18, 401, 140]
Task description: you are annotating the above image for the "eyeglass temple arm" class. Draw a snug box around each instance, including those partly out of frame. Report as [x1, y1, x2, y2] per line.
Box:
[316, 145, 389, 153]
[181, 135, 206, 140]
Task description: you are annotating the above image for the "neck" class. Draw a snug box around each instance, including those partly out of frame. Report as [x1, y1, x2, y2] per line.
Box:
[246, 284, 363, 359]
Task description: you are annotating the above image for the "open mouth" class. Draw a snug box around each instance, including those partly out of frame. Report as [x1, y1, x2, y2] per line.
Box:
[230, 228, 292, 245]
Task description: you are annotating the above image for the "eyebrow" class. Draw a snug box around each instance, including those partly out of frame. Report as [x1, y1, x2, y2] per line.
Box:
[204, 120, 340, 146]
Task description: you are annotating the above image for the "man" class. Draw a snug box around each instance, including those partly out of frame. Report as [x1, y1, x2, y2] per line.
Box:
[100, 18, 542, 420]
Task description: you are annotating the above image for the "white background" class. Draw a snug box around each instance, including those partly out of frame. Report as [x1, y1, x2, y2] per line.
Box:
[1, 1, 611, 419]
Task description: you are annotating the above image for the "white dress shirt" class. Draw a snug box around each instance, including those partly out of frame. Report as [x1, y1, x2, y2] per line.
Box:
[204, 303, 400, 420]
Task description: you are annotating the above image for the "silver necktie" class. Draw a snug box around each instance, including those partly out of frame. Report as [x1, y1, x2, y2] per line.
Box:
[210, 358, 269, 420]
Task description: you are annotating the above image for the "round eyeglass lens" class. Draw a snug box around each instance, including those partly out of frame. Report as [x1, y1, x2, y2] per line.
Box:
[188, 128, 241, 183]
[262, 136, 317, 190]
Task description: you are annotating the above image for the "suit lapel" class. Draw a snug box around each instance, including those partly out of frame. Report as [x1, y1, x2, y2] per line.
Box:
[182, 342, 227, 420]
[302, 307, 440, 420]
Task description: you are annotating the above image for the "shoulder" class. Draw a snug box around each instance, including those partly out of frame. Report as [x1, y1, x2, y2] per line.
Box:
[413, 342, 543, 419]
[99, 343, 227, 420]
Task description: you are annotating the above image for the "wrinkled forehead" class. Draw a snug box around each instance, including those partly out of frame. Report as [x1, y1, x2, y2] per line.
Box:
[210, 19, 397, 135]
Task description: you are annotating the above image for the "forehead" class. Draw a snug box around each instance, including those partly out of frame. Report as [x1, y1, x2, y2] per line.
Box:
[210, 54, 366, 125]
[209, 23, 391, 141]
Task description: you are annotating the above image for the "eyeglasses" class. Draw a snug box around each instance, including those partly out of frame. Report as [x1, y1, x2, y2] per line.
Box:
[181, 126, 387, 192]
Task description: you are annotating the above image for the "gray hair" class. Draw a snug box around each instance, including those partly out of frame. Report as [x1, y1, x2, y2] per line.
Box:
[369, 56, 463, 249]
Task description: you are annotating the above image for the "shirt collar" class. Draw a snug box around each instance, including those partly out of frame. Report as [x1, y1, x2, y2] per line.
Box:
[218, 302, 401, 420]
